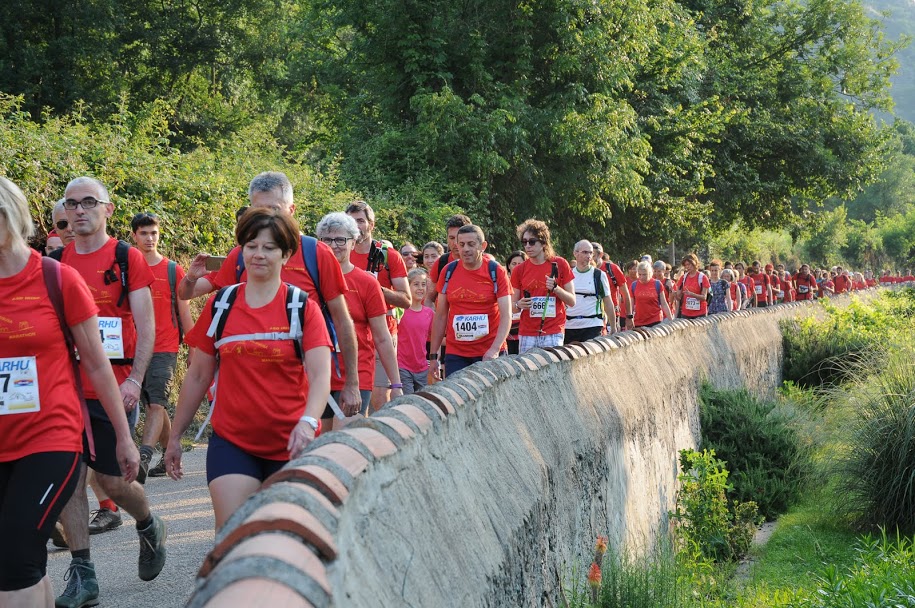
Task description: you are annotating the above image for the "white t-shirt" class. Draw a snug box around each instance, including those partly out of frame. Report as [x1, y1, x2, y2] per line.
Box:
[566, 266, 611, 330]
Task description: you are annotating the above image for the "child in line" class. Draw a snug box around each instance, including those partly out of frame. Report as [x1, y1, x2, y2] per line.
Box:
[398, 267, 434, 394]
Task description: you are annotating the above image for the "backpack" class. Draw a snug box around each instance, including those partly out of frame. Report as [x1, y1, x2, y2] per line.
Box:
[41, 257, 96, 460]
[234, 234, 339, 364]
[435, 252, 452, 278]
[366, 239, 393, 274]
[630, 279, 664, 305]
[51, 240, 130, 307]
[440, 259, 499, 295]
[600, 261, 621, 288]
[570, 267, 607, 319]
[166, 260, 183, 344]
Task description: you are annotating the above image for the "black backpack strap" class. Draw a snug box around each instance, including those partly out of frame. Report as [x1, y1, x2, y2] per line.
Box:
[436, 253, 451, 277]
[440, 260, 460, 295]
[593, 267, 605, 300]
[49, 247, 63, 261]
[167, 260, 183, 343]
[235, 250, 246, 282]
[285, 284, 308, 362]
[114, 240, 130, 307]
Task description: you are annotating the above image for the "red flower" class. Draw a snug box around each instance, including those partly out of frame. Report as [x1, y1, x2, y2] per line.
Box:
[587, 562, 602, 588]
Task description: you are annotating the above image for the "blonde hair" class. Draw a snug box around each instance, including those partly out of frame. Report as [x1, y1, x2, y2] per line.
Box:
[0, 177, 34, 246]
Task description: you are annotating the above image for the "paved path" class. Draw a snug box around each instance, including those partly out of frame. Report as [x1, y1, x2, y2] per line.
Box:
[47, 446, 212, 608]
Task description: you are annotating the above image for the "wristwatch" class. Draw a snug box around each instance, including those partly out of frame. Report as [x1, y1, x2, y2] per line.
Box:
[299, 415, 319, 430]
[428, 353, 439, 361]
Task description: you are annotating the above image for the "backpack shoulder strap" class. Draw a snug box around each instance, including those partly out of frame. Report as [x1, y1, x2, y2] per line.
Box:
[604, 262, 619, 287]
[206, 284, 242, 343]
[49, 247, 63, 261]
[114, 240, 130, 308]
[593, 267, 605, 300]
[488, 259, 499, 294]
[167, 261, 182, 342]
[436, 253, 451, 276]
[285, 284, 307, 362]
[440, 260, 460, 295]
[299, 235, 324, 307]
[235, 250, 246, 282]
[655, 279, 664, 305]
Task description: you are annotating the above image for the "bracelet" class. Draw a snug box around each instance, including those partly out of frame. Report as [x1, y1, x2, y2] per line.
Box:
[299, 415, 319, 430]
[125, 377, 142, 390]
[389, 383, 403, 389]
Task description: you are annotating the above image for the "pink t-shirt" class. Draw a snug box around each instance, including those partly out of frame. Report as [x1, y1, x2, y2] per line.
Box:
[397, 306, 434, 373]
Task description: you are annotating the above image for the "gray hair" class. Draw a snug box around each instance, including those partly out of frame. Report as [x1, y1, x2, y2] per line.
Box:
[53, 198, 67, 216]
[721, 268, 735, 281]
[248, 172, 293, 206]
[0, 177, 34, 245]
[315, 212, 358, 240]
[652, 260, 666, 272]
[64, 176, 109, 201]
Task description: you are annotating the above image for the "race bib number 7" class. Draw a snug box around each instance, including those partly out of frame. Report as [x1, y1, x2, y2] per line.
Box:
[529, 296, 557, 318]
[0, 356, 40, 415]
[453, 314, 490, 341]
[98, 317, 125, 359]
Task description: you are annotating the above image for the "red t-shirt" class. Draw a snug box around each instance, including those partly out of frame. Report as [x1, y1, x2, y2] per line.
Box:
[738, 276, 756, 304]
[728, 281, 740, 309]
[438, 261, 511, 357]
[213, 241, 346, 305]
[866, 278, 877, 287]
[0, 251, 97, 461]
[510, 257, 574, 337]
[677, 272, 710, 318]
[332, 268, 387, 391]
[834, 274, 852, 294]
[398, 307, 434, 373]
[749, 272, 771, 303]
[428, 252, 453, 285]
[630, 280, 666, 327]
[185, 284, 331, 460]
[794, 273, 817, 300]
[350, 242, 409, 335]
[59, 239, 154, 398]
[148, 258, 185, 353]
[600, 262, 628, 310]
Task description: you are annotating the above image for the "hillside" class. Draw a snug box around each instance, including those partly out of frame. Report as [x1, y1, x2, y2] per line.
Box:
[867, 0, 915, 122]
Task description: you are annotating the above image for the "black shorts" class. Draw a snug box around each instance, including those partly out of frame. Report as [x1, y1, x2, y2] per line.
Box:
[564, 326, 603, 344]
[0, 451, 81, 590]
[82, 399, 132, 478]
[141, 351, 178, 408]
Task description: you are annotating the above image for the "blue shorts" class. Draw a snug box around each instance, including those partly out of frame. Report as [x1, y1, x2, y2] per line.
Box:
[206, 431, 286, 484]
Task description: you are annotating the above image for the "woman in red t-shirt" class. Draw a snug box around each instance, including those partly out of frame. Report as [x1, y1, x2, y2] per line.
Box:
[0, 178, 139, 602]
[166, 209, 331, 530]
[674, 253, 710, 319]
[630, 261, 674, 327]
[316, 212, 401, 424]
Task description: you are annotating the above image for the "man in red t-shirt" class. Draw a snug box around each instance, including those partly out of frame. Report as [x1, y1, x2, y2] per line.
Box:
[429, 225, 512, 378]
[345, 200, 411, 410]
[55, 177, 167, 603]
[176, 171, 361, 416]
[793, 264, 818, 301]
[511, 219, 576, 352]
[423, 213, 473, 308]
[591, 242, 633, 332]
[833, 267, 852, 294]
[130, 213, 195, 480]
[734, 262, 756, 308]
[749, 261, 773, 307]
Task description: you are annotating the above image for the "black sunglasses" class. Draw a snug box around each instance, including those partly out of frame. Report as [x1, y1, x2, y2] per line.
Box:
[55, 220, 68, 230]
[521, 239, 541, 246]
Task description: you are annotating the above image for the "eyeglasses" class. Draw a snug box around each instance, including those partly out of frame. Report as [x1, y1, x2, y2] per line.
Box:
[521, 239, 541, 247]
[55, 220, 69, 230]
[319, 236, 353, 247]
[401, 251, 419, 258]
[63, 197, 107, 210]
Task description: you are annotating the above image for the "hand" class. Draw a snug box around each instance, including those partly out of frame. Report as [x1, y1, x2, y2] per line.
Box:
[187, 253, 210, 281]
[339, 383, 362, 416]
[516, 297, 532, 310]
[545, 275, 556, 291]
[120, 379, 141, 412]
[116, 438, 140, 483]
[390, 387, 404, 399]
[624, 317, 634, 330]
[482, 347, 500, 361]
[287, 420, 316, 458]
[165, 440, 184, 481]
[430, 359, 442, 381]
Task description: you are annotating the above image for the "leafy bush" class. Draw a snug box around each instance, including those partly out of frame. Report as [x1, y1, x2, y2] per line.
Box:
[699, 385, 815, 519]
[670, 448, 761, 564]
[837, 353, 915, 532]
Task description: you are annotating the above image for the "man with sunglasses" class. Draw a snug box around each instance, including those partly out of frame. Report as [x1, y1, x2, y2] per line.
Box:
[52, 198, 76, 246]
[54, 177, 167, 607]
[400, 242, 420, 271]
[130, 213, 195, 481]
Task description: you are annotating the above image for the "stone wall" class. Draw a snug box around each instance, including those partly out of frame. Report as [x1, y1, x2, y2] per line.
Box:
[188, 301, 821, 608]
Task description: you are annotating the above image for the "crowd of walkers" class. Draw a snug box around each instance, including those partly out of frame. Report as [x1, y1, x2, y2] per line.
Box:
[0, 171, 895, 607]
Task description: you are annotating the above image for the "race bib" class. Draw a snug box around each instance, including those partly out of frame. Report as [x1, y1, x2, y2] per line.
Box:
[754, 285, 763, 295]
[529, 296, 557, 318]
[453, 314, 490, 341]
[0, 356, 40, 415]
[684, 296, 701, 311]
[776, 290, 784, 299]
[98, 317, 125, 360]
[798, 285, 809, 294]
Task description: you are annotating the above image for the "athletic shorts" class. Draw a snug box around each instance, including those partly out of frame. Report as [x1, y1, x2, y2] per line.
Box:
[0, 452, 81, 590]
[83, 399, 135, 478]
[398, 368, 427, 395]
[518, 333, 564, 354]
[206, 431, 286, 485]
[564, 326, 603, 344]
[141, 351, 178, 408]
[323, 389, 372, 419]
[373, 333, 398, 388]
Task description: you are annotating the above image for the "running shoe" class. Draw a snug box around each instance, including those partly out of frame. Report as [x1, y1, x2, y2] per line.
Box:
[88, 508, 122, 534]
[137, 514, 167, 581]
[50, 521, 68, 549]
[55, 558, 99, 608]
[137, 449, 152, 484]
[147, 457, 167, 478]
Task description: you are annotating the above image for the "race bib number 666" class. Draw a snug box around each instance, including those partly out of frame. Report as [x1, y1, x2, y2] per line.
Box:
[0, 356, 40, 415]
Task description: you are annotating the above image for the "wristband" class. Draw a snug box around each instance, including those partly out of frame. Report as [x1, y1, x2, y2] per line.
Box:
[299, 415, 319, 430]
[125, 377, 142, 390]
[428, 353, 439, 361]
[626, 315, 634, 319]
[389, 383, 403, 389]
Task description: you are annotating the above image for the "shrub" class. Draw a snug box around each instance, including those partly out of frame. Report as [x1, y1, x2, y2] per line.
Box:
[837, 353, 915, 532]
[699, 385, 815, 519]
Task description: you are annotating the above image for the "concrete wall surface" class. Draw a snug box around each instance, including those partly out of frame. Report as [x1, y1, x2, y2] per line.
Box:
[188, 300, 830, 608]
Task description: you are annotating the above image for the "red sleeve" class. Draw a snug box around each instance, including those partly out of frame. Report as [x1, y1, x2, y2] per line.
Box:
[496, 264, 510, 298]
[557, 257, 574, 287]
[386, 248, 408, 280]
[212, 247, 242, 289]
[301, 297, 332, 350]
[184, 295, 217, 355]
[61, 263, 99, 327]
[316, 242, 346, 301]
[127, 246, 154, 292]
[361, 274, 387, 318]
[611, 264, 626, 287]
[510, 263, 523, 291]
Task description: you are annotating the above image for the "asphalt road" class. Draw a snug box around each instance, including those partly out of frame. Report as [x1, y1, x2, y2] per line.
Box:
[47, 446, 213, 608]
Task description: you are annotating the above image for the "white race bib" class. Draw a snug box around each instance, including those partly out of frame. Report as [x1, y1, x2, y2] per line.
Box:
[0, 356, 40, 415]
[754, 285, 763, 294]
[798, 285, 809, 294]
[98, 317, 125, 360]
[684, 296, 701, 311]
[529, 296, 557, 318]
[453, 314, 490, 341]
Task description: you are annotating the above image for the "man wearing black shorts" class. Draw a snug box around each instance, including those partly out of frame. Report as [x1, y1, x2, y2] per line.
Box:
[55, 177, 168, 608]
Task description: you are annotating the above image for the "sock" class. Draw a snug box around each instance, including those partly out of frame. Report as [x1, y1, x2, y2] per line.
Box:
[71, 548, 91, 561]
[100, 499, 118, 512]
[139, 445, 154, 460]
[136, 515, 154, 530]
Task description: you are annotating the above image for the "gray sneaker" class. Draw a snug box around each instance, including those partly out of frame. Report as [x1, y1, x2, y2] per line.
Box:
[147, 457, 167, 478]
[88, 507, 122, 534]
[55, 558, 99, 608]
[137, 449, 152, 485]
[137, 514, 167, 581]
